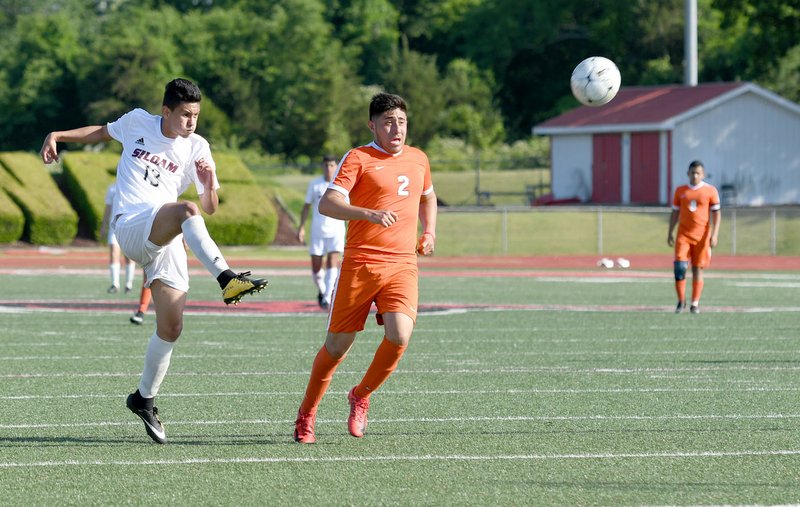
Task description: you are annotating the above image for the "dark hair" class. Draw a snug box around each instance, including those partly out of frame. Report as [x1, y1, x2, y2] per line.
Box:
[163, 78, 202, 110]
[322, 154, 337, 163]
[688, 160, 704, 170]
[369, 93, 407, 119]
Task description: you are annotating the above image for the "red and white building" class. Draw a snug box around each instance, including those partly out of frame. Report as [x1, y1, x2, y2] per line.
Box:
[533, 82, 800, 206]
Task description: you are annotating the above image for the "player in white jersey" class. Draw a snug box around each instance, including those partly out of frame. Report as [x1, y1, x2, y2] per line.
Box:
[99, 182, 136, 293]
[40, 78, 268, 444]
[296, 155, 346, 309]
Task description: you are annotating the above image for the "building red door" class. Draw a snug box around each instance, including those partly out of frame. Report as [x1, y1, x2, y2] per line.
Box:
[592, 134, 621, 203]
[630, 132, 660, 204]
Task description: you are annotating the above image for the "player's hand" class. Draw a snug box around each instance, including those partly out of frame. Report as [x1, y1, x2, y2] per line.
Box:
[417, 232, 435, 256]
[297, 228, 305, 243]
[195, 158, 215, 189]
[667, 233, 674, 247]
[710, 235, 718, 248]
[40, 133, 59, 164]
[368, 209, 398, 228]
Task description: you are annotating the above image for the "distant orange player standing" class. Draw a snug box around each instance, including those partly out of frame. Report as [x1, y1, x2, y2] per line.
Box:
[667, 160, 721, 314]
[293, 92, 437, 444]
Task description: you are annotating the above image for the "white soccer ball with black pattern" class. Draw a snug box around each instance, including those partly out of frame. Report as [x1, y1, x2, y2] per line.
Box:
[570, 56, 621, 107]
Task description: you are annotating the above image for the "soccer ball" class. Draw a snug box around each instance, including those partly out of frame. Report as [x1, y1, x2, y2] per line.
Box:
[570, 56, 621, 107]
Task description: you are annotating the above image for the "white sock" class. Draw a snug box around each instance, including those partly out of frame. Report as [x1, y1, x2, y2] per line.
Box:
[324, 267, 339, 303]
[125, 263, 136, 290]
[181, 215, 230, 278]
[313, 270, 325, 294]
[110, 263, 120, 287]
[138, 333, 175, 398]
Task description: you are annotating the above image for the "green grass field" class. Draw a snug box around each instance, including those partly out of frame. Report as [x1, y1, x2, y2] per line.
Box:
[2, 266, 800, 505]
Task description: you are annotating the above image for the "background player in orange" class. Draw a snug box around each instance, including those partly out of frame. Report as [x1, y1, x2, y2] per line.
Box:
[293, 92, 437, 444]
[667, 160, 721, 314]
[129, 270, 152, 325]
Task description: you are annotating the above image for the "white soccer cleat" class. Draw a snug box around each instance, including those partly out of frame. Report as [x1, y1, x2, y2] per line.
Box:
[597, 258, 614, 269]
[616, 257, 630, 269]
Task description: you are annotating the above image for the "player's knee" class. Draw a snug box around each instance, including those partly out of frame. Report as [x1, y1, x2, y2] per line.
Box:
[673, 261, 688, 281]
[158, 322, 183, 341]
[179, 200, 201, 218]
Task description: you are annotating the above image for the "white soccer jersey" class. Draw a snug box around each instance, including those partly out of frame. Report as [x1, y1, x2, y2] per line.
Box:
[106, 108, 219, 217]
[305, 176, 346, 239]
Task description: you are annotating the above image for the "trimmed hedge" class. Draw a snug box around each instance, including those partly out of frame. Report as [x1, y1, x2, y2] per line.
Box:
[1, 151, 276, 246]
[182, 153, 278, 245]
[61, 152, 118, 240]
[0, 186, 24, 243]
[63, 151, 277, 245]
[0, 152, 78, 245]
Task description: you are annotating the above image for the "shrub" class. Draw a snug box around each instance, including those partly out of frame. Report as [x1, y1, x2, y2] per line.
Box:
[0, 187, 24, 243]
[0, 152, 78, 245]
[61, 152, 118, 240]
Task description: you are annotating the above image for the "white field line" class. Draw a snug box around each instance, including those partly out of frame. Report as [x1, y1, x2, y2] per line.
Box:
[2, 449, 800, 469]
[3, 348, 800, 362]
[3, 386, 800, 401]
[3, 267, 799, 280]
[2, 305, 800, 316]
[6, 364, 800, 379]
[3, 413, 800, 430]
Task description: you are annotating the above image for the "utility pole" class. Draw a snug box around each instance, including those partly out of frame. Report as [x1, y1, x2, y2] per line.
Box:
[685, 0, 698, 86]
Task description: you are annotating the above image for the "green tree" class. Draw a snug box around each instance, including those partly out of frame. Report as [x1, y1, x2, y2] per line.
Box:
[439, 58, 504, 148]
[380, 44, 446, 148]
[80, 5, 184, 123]
[0, 10, 87, 151]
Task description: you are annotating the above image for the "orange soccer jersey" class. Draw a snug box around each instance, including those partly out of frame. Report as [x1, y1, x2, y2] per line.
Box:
[672, 182, 720, 242]
[329, 142, 434, 262]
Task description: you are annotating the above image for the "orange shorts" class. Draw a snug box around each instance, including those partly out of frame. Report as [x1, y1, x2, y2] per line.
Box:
[674, 234, 712, 268]
[327, 261, 418, 333]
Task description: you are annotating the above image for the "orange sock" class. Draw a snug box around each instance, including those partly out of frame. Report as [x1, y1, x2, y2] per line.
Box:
[138, 287, 152, 313]
[354, 337, 407, 399]
[675, 279, 686, 302]
[299, 345, 344, 414]
[692, 278, 704, 304]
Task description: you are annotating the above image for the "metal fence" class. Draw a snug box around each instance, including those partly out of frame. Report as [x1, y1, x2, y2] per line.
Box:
[434, 205, 800, 257]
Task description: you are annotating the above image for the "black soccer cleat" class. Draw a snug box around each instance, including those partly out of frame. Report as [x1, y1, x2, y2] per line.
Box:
[126, 392, 166, 444]
[675, 301, 686, 314]
[222, 271, 269, 305]
[130, 311, 144, 325]
[690, 304, 700, 314]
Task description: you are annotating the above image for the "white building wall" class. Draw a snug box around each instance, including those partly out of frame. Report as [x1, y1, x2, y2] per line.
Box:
[551, 134, 592, 201]
[672, 93, 800, 205]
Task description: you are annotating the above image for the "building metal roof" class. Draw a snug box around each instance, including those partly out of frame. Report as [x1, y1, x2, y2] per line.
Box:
[533, 82, 800, 135]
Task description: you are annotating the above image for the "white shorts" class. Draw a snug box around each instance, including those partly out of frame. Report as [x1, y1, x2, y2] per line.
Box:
[107, 229, 119, 246]
[309, 235, 344, 257]
[112, 206, 189, 293]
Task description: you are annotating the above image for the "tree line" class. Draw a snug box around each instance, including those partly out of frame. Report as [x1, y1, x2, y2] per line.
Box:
[1, 0, 797, 162]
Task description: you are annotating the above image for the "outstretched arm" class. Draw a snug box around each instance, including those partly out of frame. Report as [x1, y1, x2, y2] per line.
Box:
[40, 125, 111, 164]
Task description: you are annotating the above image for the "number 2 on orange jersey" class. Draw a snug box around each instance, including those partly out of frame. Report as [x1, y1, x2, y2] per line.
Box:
[397, 175, 410, 196]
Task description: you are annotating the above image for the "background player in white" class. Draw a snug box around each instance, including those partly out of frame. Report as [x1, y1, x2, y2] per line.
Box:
[40, 78, 267, 444]
[99, 181, 136, 294]
[296, 155, 346, 309]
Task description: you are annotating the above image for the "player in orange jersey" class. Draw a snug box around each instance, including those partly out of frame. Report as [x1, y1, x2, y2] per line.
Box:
[293, 92, 437, 444]
[667, 160, 721, 314]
